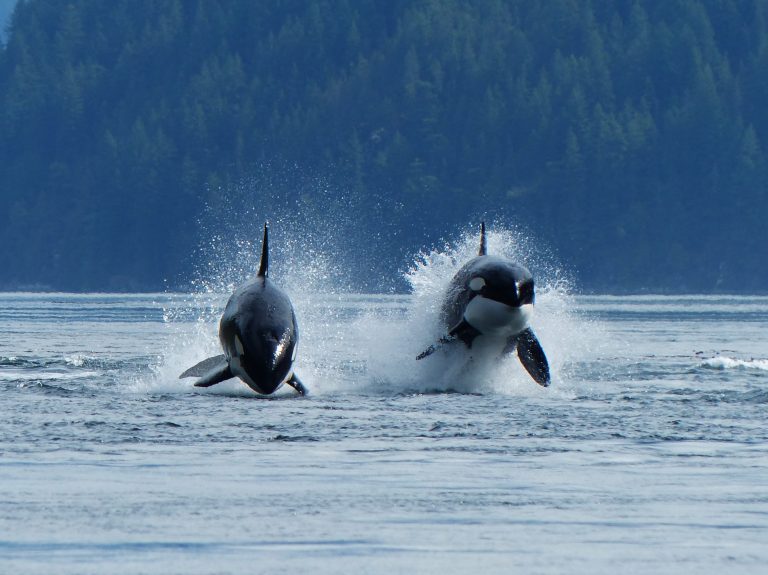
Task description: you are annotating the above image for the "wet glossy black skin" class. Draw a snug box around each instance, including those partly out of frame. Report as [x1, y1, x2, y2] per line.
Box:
[218, 277, 298, 395]
[440, 255, 535, 330]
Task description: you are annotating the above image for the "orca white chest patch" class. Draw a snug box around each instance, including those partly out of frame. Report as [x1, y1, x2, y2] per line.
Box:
[229, 353, 248, 385]
[464, 297, 532, 337]
[229, 335, 258, 389]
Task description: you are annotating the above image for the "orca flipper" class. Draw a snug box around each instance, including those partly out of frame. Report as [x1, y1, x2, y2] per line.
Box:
[417, 320, 482, 360]
[192, 360, 234, 388]
[515, 328, 550, 387]
[179, 355, 234, 388]
[285, 373, 307, 396]
[179, 354, 227, 378]
[417, 332, 466, 359]
[416, 343, 439, 360]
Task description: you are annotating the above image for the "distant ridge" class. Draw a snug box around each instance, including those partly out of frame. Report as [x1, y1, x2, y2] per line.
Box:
[1, 0, 767, 292]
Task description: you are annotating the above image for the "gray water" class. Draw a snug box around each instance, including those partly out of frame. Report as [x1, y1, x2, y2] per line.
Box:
[1, 290, 767, 575]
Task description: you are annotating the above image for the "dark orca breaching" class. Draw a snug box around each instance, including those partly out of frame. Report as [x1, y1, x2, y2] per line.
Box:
[417, 222, 551, 387]
[180, 223, 306, 396]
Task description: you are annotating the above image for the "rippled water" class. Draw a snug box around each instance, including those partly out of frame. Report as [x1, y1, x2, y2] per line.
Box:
[1, 291, 767, 574]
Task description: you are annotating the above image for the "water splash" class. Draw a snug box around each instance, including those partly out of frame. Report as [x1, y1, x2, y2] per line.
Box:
[140, 175, 357, 396]
[700, 356, 768, 372]
[144, 214, 602, 397]
[352, 223, 603, 396]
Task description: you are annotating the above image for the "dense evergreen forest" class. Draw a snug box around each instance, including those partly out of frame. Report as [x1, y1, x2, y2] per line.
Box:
[0, 1, 15, 42]
[1, 0, 767, 292]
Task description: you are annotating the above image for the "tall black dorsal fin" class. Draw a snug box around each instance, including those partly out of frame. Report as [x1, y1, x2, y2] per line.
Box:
[258, 222, 269, 277]
[478, 221, 487, 256]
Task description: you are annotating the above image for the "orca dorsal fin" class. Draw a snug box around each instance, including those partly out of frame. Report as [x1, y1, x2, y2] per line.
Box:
[258, 222, 269, 278]
[478, 221, 487, 256]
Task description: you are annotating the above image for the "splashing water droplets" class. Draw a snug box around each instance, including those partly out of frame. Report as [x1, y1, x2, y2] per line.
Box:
[346, 223, 599, 396]
[145, 216, 598, 397]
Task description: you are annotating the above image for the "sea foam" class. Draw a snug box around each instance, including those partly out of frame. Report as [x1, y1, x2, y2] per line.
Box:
[143, 216, 599, 397]
[701, 356, 768, 371]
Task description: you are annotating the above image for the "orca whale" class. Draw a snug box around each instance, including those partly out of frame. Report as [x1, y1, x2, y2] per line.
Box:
[416, 222, 551, 387]
[179, 223, 306, 396]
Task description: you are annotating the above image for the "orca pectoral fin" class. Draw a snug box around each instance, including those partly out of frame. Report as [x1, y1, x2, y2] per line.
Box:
[416, 320, 481, 359]
[180, 354, 226, 378]
[416, 335, 455, 360]
[516, 328, 550, 387]
[416, 343, 439, 360]
[285, 373, 307, 396]
[195, 359, 235, 387]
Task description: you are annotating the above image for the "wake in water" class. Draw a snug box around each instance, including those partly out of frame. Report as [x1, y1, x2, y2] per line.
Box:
[145, 211, 603, 397]
[699, 355, 768, 372]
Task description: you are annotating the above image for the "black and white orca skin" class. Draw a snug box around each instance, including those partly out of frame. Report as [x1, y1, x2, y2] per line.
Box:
[417, 223, 550, 387]
[179, 223, 306, 396]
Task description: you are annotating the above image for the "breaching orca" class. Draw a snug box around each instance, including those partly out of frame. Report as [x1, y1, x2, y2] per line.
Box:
[180, 223, 306, 396]
[416, 222, 550, 387]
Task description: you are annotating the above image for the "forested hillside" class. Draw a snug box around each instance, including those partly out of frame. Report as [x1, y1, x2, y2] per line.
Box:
[0, 1, 16, 42]
[1, 0, 767, 292]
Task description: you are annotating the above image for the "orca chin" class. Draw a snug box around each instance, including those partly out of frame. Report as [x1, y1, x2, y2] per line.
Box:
[228, 333, 298, 395]
[416, 222, 551, 387]
[231, 363, 288, 395]
[464, 297, 532, 337]
[179, 223, 307, 397]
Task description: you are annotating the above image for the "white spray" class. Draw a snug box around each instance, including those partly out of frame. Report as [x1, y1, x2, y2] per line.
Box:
[139, 215, 603, 397]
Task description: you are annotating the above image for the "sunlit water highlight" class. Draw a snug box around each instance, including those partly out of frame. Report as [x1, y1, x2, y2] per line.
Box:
[1, 229, 767, 574]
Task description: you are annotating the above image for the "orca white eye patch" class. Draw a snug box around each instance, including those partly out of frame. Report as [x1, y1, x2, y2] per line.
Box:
[469, 277, 486, 291]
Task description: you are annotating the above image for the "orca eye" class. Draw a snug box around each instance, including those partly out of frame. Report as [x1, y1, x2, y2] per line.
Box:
[518, 280, 534, 304]
[469, 277, 486, 291]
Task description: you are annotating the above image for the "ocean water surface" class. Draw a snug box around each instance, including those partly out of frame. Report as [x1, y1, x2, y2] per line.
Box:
[1, 230, 767, 574]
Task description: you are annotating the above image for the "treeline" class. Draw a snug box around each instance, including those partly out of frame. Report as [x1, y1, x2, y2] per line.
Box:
[1, 0, 767, 292]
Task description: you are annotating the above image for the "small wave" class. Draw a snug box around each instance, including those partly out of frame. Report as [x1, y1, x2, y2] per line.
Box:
[741, 389, 768, 403]
[0, 370, 102, 382]
[3, 355, 116, 370]
[700, 356, 768, 371]
[64, 354, 91, 367]
[0, 356, 36, 367]
[63, 354, 125, 369]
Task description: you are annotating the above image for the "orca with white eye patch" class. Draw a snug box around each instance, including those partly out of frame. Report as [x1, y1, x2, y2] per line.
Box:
[416, 222, 550, 387]
[469, 277, 486, 292]
[179, 223, 306, 396]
